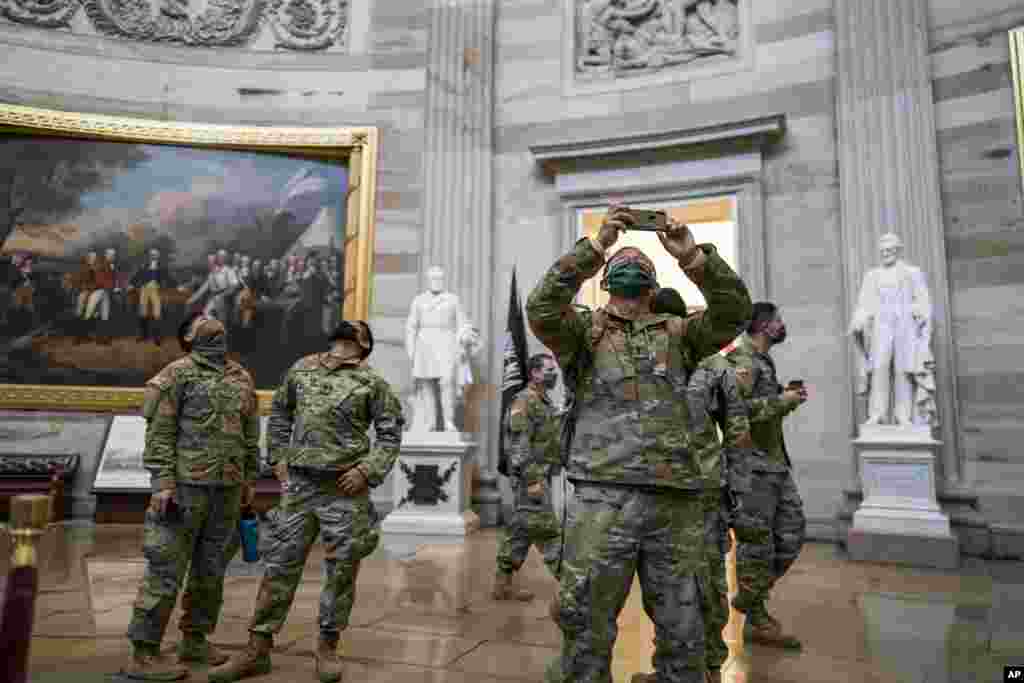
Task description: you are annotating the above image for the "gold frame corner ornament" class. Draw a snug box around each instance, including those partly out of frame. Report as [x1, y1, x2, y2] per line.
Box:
[1011, 27, 1024, 197]
[0, 103, 379, 414]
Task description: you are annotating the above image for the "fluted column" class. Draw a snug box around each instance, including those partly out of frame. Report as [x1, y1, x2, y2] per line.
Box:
[421, 0, 499, 520]
[836, 0, 964, 493]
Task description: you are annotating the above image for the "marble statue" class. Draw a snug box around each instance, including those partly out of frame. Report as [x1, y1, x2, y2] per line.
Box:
[575, 0, 739, 75]
[850, 233, 937, 427]
[405, 266, 482, 432]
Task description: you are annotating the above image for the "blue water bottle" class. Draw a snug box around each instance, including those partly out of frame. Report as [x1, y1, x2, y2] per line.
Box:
[238, 505, 260, 563]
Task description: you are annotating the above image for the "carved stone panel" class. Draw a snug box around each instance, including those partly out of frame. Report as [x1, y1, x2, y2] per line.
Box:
[566, 0, 752, 93]
[0, 0, 351, 51]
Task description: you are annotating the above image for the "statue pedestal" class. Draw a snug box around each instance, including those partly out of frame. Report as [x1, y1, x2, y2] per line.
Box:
[848, 425, 958, 569]
[380, 431, 481, 556]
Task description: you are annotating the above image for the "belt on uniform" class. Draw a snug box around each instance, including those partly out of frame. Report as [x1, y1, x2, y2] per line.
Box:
[567, 478, 701, 497]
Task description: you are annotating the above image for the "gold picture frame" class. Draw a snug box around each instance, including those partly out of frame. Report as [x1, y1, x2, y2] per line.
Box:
[0, 103, 379, 413]
[1012, 27, 1024, 197]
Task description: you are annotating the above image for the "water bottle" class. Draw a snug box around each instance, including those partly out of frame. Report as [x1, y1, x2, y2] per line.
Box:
[238, 505, 260, 563]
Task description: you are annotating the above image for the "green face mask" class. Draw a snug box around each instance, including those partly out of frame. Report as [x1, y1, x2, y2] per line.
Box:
[606, 263, 655, 298]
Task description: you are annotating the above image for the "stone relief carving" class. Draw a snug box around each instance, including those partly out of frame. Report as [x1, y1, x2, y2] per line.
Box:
[575, 0, 740, 76]
[0, 0, 349, 50]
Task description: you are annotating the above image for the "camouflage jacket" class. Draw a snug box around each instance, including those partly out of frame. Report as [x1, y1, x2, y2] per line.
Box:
[266, 351, 404, 487]
[526, 237, 752, 491]
[506, 383, 561, 510]
[725, 333, 795, 472]
[143, 354, 259, 491]
[686, 351, 753, 490]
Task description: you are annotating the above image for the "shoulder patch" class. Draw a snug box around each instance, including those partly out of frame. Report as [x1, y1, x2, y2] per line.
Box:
[146, 356, 193, 389]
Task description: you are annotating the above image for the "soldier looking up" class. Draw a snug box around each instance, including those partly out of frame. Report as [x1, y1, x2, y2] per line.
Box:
[211, 320, 404, 683]
[122, 314, 258, 681]
[527, 205, 751, 683]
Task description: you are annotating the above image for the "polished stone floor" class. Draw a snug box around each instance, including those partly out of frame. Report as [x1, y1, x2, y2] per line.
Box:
[7, 522, 1024, 682]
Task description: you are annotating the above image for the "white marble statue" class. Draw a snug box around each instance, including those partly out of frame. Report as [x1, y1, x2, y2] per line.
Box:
[405, 266, 481, 432]
[850, 233, 937, 426]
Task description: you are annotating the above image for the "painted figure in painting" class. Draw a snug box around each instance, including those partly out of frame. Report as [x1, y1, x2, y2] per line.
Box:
[129, 248, 173, 345]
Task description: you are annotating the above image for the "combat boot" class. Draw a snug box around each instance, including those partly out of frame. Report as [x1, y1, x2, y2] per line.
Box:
[314, 634, 344, 682]
[491, 571, 533, 601]
[178, 631, 229, 666]
[630, 674, 655, 683]
[207, 632, 272, 682]
[706, 669, 723, 683]
[745, 613, 801, 649]
[121, 641, 189, 681]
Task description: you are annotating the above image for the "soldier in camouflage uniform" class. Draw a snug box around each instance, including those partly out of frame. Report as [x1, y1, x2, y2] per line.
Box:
[493, 352, 564, 602]
[123, 314, 259, 682]
[633, 287, 755, 683]
[210, 320, 404, 683]
[527, 206, 751, 683]
[727, 302, 807, 649]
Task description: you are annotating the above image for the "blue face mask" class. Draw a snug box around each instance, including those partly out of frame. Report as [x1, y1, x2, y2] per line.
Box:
[606, 263, 656, 298]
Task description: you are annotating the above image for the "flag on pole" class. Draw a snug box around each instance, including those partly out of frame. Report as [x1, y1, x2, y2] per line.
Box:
[498, 268, 529, 476]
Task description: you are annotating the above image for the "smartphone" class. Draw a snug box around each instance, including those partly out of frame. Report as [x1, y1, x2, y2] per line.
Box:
[787, 380, 805, 390]
[626, 208, 668, 232]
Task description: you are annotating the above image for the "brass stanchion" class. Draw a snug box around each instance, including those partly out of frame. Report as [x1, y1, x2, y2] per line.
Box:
[0, 494, 52, 683]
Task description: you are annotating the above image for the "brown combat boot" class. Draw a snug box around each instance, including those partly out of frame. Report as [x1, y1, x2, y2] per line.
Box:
[491, 571, 534, 601]
[314, 634, 344, 682]
[746, 613, 801, 649]
[630, 674, 655, 683]
[706, 669, 723, 683]
[207, 632, 273, 682]
[177, 631, 229, 666]
[121, 641, 189, 681]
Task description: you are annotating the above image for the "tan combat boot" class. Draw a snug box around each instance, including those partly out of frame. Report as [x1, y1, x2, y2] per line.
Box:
[207, 632, 273, 682]
[314, 634, 344, 682]
[177, 632, 229, 666]
[746, 613, 801, 649]
[121, 642, 189, 681]
[491, 572, 534, 601]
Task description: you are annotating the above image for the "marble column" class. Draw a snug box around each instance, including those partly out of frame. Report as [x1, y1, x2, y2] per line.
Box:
[421, 0, 499, 524]
[835, 0, 980, 544]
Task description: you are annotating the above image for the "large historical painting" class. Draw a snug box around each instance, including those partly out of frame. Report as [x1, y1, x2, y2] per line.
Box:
[1, 136, 347, 388]
[0, 104, 378, 411]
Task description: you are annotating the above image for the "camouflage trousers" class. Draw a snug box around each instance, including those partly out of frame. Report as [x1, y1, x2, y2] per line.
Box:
[700, 488, 731, 671]
[248, 470, 380, 639]
[496, 506, 562, 579]
[127, 483, 242, 645]
[548, 483, 705, 683]
[731, 469, 805, 619]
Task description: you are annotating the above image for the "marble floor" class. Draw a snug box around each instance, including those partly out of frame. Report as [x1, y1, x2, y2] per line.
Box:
[7, 522, 1024, 683]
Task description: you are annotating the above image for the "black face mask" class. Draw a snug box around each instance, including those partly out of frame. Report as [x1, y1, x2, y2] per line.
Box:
[769, 325, 787, 344]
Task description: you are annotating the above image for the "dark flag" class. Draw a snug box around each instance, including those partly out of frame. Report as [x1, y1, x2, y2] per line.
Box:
[498, 268, 529, 476]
